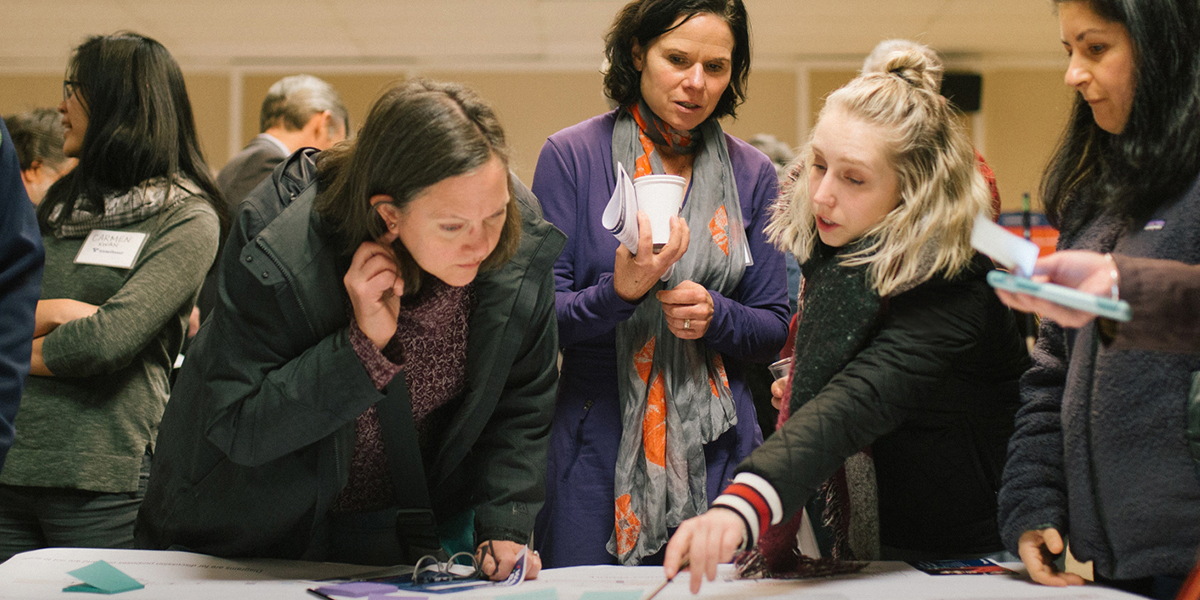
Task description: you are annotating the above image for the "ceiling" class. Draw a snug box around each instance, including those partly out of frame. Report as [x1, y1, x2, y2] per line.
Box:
[2, 0, 1066, 72]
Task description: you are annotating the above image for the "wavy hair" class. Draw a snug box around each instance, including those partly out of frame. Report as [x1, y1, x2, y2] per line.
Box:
[37, 32, 226, 234]
[1042, 0, 1200, 234]
[603, 0, 750, 120]
[314, 78, 521, 296]
[767, 47, 989, 297]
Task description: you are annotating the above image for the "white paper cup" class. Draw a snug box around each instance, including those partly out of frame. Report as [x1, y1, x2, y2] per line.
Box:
[768, 356, 793, 380]
[633, 175, 686, 251]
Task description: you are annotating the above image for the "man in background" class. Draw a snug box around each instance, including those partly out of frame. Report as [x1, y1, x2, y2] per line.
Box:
[217, 74, 349, 218]
[195, 75, 348, 324]
[4, 108, 76, 206]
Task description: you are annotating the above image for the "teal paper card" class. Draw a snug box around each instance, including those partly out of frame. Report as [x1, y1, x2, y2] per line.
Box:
[63, 560, 145, 594]
[580, 592, 645, 600]
[496, 588, 558, 600]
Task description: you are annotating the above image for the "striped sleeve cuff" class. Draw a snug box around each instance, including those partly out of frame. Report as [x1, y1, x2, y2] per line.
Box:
[712, 472, 783, 547]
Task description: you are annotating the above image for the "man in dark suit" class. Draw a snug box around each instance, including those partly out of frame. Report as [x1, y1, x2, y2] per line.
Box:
[217, 75, 349, 221]
[196, 75, 348, 323]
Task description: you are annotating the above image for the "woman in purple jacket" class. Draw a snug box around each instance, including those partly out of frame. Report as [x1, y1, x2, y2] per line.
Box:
[532, 0, 789, 567]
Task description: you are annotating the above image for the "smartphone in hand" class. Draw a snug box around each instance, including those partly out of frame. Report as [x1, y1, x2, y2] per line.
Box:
[987, 270, 1131, 322]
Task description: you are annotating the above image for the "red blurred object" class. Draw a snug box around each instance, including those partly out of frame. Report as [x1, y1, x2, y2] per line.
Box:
[999, 212, 1059, 257]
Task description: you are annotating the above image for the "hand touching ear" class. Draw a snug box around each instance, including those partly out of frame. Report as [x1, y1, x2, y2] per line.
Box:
[344, 241, 403, 349]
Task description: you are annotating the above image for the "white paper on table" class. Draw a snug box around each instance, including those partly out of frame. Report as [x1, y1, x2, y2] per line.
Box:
[602, 162, 675, 282]
[969, 212, 1040, 277]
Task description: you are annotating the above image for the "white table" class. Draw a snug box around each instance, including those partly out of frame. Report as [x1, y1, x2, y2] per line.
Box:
[0, 547, 1143, 600]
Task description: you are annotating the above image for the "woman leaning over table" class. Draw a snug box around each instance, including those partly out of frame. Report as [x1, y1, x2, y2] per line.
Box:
[137, 79, 562, 578]
[533, 0, 790, 568]
[0, 32, 223, 561]
[995, 1, 1200, 598]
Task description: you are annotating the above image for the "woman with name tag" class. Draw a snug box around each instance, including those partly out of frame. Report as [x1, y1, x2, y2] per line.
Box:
[996, 1, 1200, 598]
[532, 0, 790, 567]
[0, 32, 223, 560]
[662, 47, 1030, 592]
[137, 79, 560, 578]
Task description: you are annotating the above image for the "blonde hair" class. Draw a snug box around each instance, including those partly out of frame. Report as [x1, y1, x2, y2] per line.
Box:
[766, 46, 988, 297]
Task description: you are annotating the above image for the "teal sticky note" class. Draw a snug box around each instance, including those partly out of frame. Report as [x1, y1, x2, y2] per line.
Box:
[63, 560, 145, 594]
[580, 592, 644, 600]
[495, 588, 558, 600]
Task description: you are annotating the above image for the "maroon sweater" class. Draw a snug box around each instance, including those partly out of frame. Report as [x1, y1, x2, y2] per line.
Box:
[331, 279, 476, 512]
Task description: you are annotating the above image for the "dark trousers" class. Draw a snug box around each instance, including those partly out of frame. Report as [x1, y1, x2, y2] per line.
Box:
[0, 452, 150, 563]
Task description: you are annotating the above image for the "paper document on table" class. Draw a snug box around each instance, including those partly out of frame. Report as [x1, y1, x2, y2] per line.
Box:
[970, 213, 1040, 277]
[602, 162, 640, 255]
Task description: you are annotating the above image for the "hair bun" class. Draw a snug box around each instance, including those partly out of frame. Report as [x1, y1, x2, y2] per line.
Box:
[884, 49, 941, 93]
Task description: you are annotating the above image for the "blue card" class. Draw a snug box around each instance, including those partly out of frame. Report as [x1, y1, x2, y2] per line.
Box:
[495, 588, 558, 600]
[63, 560, 145, 594]
[579, 592, 644, 600]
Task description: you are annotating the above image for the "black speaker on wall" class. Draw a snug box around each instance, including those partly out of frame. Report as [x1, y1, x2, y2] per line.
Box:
[940, 72, 982, 113]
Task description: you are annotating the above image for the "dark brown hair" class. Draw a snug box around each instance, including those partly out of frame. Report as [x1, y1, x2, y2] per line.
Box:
[1042, 0, 1200, 234]
[314, 78, 520, 295]
[38, 32, 226, 234]
[603, 0, 750, 121]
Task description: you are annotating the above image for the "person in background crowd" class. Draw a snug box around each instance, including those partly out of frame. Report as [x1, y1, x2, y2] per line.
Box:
[0, 116, 45, 474]
[0, 32, 222, 561]
[194, 74, 349, 326]
[862, 39, 1002, 218]
[744, 133, 797, 437]
[996, 250, 1200, 354]
[217, 74, 348, 223]
[532, 0, 790, 567]
[663, 46, 1028, 592]
[747, 134, 799, 314]
[137, 79, 562, 579]
[997, 1, 1200, 598]
[4, 108, 76, 206]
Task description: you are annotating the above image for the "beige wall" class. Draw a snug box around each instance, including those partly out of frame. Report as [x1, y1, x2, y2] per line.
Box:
[983, 69, 1075, 213]
[3, 67, 1073, 216]
[420, 71, 610, 182]
[0, 75, 61, 117]
[185, 74, 230, 170]
[721, 70, 799, 149]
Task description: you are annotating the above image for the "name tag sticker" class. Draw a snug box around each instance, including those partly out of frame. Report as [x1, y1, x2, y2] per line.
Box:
[74, 229, 148, 269]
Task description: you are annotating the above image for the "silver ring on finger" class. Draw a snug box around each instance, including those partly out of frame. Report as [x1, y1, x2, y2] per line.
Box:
[684, 319, 691, 330]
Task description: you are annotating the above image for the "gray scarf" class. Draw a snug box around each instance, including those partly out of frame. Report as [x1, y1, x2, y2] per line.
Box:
[51, 176, 197, 239]
[607, 106, 750, 564]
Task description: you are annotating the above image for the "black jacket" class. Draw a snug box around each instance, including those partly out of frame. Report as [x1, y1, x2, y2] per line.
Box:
[136, 150, 566, 559]
[741, 254, 1029, 554]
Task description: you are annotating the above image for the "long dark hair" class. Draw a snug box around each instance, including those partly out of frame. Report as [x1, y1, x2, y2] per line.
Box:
[1042, 0, 1200, 235]
[603, 0, 750, 120]
[314, 79, 521, 295]
[37, 32, 226, 233]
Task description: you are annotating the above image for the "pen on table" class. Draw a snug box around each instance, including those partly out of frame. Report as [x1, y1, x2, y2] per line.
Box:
[307, 588, 336, 600]
[1021, 192, 1037, 354]
[643, 558, 689, 600]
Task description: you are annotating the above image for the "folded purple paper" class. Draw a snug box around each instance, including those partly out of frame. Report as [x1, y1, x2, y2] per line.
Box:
[315, 581, 400, 597]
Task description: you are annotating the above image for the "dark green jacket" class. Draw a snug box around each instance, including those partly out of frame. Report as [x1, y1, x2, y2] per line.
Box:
[136, 150, 566, 559]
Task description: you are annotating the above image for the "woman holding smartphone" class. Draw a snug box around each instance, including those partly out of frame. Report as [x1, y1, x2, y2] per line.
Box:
[996, 1, 1200, 597]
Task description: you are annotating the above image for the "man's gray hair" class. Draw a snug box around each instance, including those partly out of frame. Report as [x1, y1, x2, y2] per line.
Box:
[259, 74, 349, 135]
[862, 39, 944, 89]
